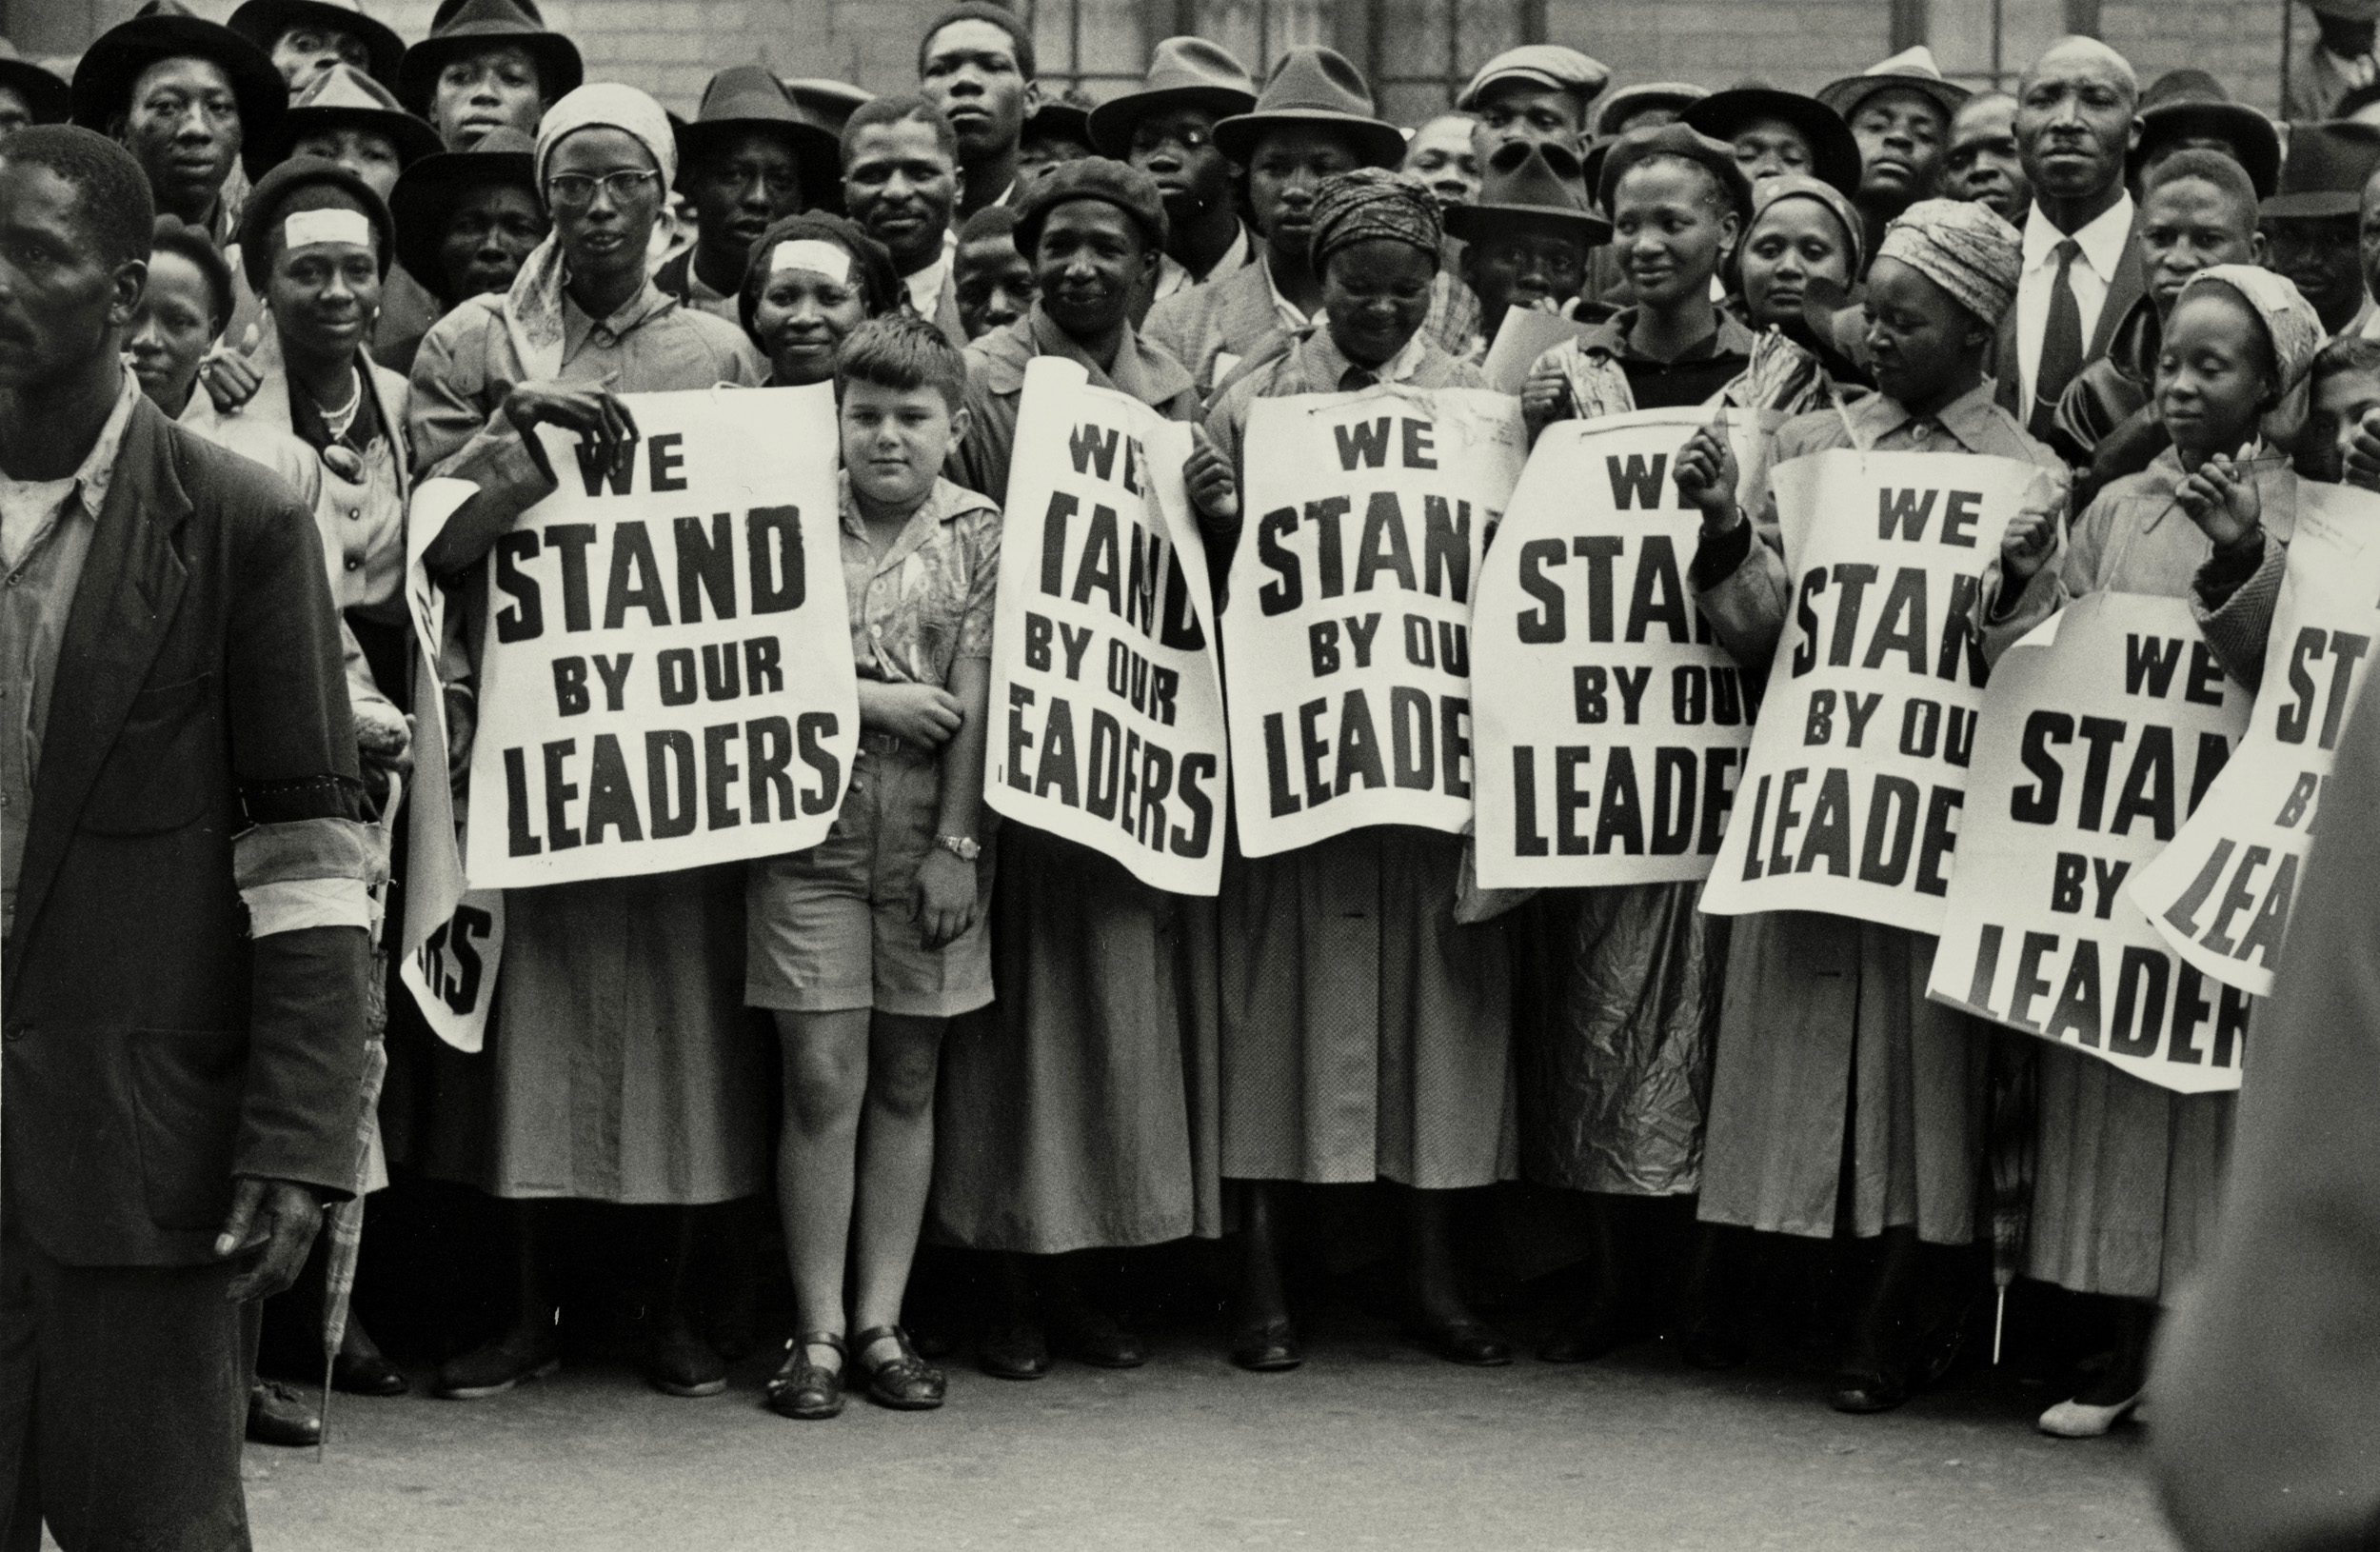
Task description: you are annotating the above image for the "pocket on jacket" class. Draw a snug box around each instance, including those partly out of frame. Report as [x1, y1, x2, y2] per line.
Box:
[129, 1026, 247, 1231]
[79, 672, 218, 835]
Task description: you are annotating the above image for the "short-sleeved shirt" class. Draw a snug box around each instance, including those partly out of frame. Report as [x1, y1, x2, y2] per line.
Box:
[839, 471, 1002, 689]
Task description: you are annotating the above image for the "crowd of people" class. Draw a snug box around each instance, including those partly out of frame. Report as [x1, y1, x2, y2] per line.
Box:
[5, 0, 2380, 1544]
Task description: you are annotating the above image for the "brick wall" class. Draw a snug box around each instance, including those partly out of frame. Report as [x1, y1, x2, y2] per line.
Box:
[10, 0, 2303, 119]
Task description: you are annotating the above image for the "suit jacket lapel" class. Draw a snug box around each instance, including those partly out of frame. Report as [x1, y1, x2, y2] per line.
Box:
[2090, 220, 2146, 362]
[9, 399, 193, 968]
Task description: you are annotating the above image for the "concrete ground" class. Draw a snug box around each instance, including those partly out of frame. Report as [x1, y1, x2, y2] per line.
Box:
[241, 1317, 2174, 1552]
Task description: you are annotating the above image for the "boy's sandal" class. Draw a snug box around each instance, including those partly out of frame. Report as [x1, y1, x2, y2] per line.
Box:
[764, 1332, 847, 1421]
[853, 1324, 946, 1411]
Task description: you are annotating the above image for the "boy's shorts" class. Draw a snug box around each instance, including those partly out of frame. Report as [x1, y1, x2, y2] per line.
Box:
[746, 736, 995, 1017]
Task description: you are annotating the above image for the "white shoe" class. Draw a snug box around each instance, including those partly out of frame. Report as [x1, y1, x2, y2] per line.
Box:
[2037, 1390, 2142, 1438]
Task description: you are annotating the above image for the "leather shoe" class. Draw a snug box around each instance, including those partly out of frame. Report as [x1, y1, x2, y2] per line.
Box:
[1230, 1314, 1301, 1372]
[854, 1324, 945, 1410]
[1414, 1315, 1513, 1368]
[1830, 1365, 1909, 1413]
[331, 1350, 409, 1397]
[646, 1325, 728, 1398]
[764, 1333, 846, 1421]
[434, 1329, 561, 1400]
[247, 1379, 322, 1447]
[2038, 1390, 2140, 1438]
[1051, 1303, 1147, 1369]
[978, 1317, 1051, 1380]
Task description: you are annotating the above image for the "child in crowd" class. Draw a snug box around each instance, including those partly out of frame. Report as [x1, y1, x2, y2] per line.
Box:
[951, 204, 1037, 340]
[751, 313, 1000, 1421]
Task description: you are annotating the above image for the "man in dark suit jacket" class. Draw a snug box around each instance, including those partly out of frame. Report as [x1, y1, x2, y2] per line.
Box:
[1994, 36, 2144, 444]
[0, 127, 372, 1550]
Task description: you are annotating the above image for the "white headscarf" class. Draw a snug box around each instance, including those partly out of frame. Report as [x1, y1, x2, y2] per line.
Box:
[504, 83, 679, 379]
[2177, 265, 2328, 393]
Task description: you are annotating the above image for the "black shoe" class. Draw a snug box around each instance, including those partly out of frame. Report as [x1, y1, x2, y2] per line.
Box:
[1413, 1314, 1514, 1368]
[646, 1325, 728, 1398]
[1537, 1300, 1645, 1364]
[764, 1333, 846, 1421]
[855, 1325, 945, 1410]
[331, 1350, 410, 1397]
[247, 1380, 322, 1447]
[1229, 1313, 1301, 1372]
[1831, 1364, 1910, 1413]
[1051, 1302, 1147, 1369]
[433, 1329, 561, 1400]
[977, 1317, 1051, 1380]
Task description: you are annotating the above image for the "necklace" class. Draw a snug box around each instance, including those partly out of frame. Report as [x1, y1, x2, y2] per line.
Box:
[315, 366, 363, 443]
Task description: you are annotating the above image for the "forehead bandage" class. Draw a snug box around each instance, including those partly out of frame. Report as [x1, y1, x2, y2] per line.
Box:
[284, 209, 374, 251]
[769, 240, 851, 286]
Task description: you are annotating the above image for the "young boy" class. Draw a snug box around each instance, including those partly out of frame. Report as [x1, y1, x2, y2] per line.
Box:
[750, 313, 998, 1419]
[951, 204, 1036, 340]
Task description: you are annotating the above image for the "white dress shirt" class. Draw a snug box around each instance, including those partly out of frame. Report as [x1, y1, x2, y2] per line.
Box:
[2015, 191, 2134, 416]
[1153, 222, 1253, 307]
[902, 228, 961, 319]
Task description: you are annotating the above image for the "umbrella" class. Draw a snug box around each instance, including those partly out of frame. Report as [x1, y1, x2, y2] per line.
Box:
[1983, 1032, 2038, 1364]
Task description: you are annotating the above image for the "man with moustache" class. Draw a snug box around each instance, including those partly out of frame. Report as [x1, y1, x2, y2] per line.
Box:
[656, 66, 839, 325]
[1945, 91, 2031, 226]
[69, 9, 285, 245]
[1087, 38, 1258, 312]
[918, 2, 1036, 220]
[2000, 35, 2144, 443]
[842, 95, 967, 346]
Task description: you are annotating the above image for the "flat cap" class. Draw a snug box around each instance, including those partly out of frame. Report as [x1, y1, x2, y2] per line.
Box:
[1012, 153, 1168, 255]
[1456, 45, 1611, 112]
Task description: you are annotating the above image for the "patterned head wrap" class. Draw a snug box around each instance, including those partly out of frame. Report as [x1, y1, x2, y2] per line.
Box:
[1308, 168, 1442, 273]
[1746, 173, 1865, 278]
[505, 83, 678, 379]
[2175, 264, 2327, 393]
[1874, 196, 2022, 328]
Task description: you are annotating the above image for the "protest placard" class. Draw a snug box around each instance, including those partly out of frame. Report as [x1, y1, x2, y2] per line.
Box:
[2129, 482, 2380, 996]
[1702, 448, 2047, 932]
[1927, 592, 2251, 1093]
[463, 386, 855, 890]
[983, 359, 1226, 894]
[397, 889, 505, 1054]
[1473, 408, 1761, 887]
[1222, 385, 1526, 856]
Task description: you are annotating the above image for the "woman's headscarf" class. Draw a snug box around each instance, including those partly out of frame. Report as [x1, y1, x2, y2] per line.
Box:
[2176, 264, 2327, 394]
[738, 211, 901, 336]
[505, 83, 678, 379]
[1874, 197, 2023, 328]
[1745, 172, 1865, 278]
[1308, 168, 1442, 274]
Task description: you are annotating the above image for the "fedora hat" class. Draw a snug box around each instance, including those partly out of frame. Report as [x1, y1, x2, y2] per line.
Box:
[2260, 119, 2380, 218]
[2130, 70, 2281, 201]
[395, 0, 581, 118]
[1088, 36, 1256, 157]
[0, 40, 69, 126]
[781, 77, 873, 135]
[1682, 86, 1862, 199]
[1024, 96, 1094, 151]
[674, 64, 842, 213]
[1817, 46, 1969, 125]
[70, 11, 286, 142]
[1444, 138, 1612, 246]
[389, 123, 539, 301]
[227, 0, 404, 88]
[1594, 81, 1708, 139]
[1212, 46, 1404, 169]
[245, 59, 440, 178]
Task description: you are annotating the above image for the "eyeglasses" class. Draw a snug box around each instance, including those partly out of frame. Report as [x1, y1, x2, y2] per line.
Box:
[545, 169, 661, 209]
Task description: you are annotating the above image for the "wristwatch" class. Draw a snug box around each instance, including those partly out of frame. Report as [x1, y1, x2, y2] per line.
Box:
[935, 834, 981, 863]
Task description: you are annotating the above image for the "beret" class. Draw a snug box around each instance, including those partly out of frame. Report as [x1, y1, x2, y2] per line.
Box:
[1012, 154, 1168, 256]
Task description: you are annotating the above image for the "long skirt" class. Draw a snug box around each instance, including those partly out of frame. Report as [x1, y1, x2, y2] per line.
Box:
[930, 826, 1221, 1253]
[1517, 882, 1727, 1197]
[407, 865, 768, 1204]
[1697, 911, 1988, 1244]
[1219, 826, 1516, 1190]
[2026, 1045, 2234, 1301]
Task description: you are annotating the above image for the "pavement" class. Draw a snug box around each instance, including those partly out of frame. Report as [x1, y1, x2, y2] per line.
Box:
[240, 1318, 2175, 1552]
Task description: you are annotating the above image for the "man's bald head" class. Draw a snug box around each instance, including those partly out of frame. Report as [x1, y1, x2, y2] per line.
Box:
[2020, 36, 2139, 106]
[2014, 35, 2140, 222]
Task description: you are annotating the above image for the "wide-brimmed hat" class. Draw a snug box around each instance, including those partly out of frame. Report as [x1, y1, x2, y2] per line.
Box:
[1212, 46, 1404, 169]
[1455, 45, 1611, 115]
[0, 40, 69, 126]
[2129, 70, 2281, 201]
[70, 11, 286, 142]
[673, 64, 842, 213]
[396, 0, 581, 118]
[1013, 154, 1169, 254]
[245, 60, 440, 179]
[236, 151, 394, 290]
[1444, 138, 1612, 246]
[1817, 46, 1969, 125]
[1088, 37, 1255, 157]
[227, 0, 404, 88]
[1596, 120, 1753, 224]
[1023, 96, 1094, 150]
[2260, 119, 2380, 218]
[781, 77, 872, 135]
[1593, 81, 1707, 139]
[389, 123, 537, 299]
[1682, 86, 1862, 199]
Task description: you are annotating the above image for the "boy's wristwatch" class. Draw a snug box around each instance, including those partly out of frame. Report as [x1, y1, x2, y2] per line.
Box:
[935, 834, 981, 862]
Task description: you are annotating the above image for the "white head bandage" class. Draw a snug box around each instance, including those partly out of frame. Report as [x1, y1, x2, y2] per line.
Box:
[769, 240, 851, 286]
[284, 209, 373, 252]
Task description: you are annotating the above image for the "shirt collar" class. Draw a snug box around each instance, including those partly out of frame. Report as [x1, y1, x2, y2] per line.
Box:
[1296, 325, 1432, 390]
[1260, 255, 1322, 331]
[1163, 223, 1252, 292]
[2021, 191, 2135, 284]
[561, 279, 675, 356]
[64, 366, 143, 518]
[902, 229, 959, 319]
[837, 468, 995, 571]
[1850, 380, 2005, 451]
[1018, 303, 1195, 406]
